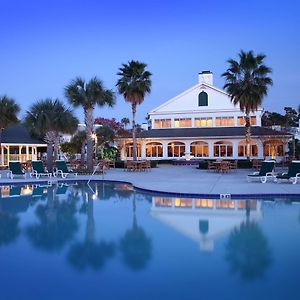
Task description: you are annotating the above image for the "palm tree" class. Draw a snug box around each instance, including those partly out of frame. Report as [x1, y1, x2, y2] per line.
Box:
[26, 185, 79, 252]
[222, 50, 273, 159]
[0, 96, 20, 155]
[119, 193, 152, 270]
[121, 117, 130, 129]
[65, 77, 115, 171]
[116, 60, 152, 161]
[67, 186, 115, 271]
[24, 99, 78, 171]
[71, 131, 87, 167]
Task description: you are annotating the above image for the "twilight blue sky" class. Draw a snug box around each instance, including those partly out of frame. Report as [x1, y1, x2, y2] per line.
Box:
[1, 0, 299, 124]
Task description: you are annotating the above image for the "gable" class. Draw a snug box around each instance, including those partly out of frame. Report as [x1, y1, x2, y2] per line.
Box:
[150, 82, 239, 114]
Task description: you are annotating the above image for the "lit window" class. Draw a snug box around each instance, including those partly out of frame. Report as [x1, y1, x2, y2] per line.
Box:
[146, 142, 163, 158]
[195, 117, 213, 127]
[190, 142, 209, 157]
[216, 117, 234, 127]
[214, 141, 233, 157]
[250, 116, 257, 126]
[154, 119, 171, 129]
[168, 142, 185, 157]
[238, 141, 258, 157]
[125, 143, 141, 158]
[174, 118, 192, 128]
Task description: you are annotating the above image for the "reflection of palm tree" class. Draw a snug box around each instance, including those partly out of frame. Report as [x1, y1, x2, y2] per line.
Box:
[67, 189, 115, 271]
[26, 186, 78, 252]
[0, 212, 20, 247]
[225, 220, 272, 281]
[120, 193, 152, 270]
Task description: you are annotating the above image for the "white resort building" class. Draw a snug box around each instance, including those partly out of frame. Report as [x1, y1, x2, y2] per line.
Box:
[119, 71, 292, 161]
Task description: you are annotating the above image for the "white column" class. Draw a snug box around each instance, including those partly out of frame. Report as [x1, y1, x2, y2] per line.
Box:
[1, 146, 4, 165]
[257, 140, 264, 159]
[141, 141, 146, 160]
[208, 140, 215, 159]
[185, 141, 191, 156]
[162, 141, 169, 159]
[26, 145, 29, 160]
[232, 140, 239, 159]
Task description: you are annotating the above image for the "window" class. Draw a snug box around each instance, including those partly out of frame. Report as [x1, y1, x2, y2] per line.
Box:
[146, 142, 163, 158]
[216, 200, 235, 209]
[263, 140, 284, 158]
[125, 143, 141, 158]
[214, 141, 233, 157]
[198, 91, 208, 106]
[174, 198, 192, 208]
[237, 116, 257, 126]
[238, 141, 258, 157]
[216, 117, 234, 127]
[195, 199, 213, 208]
[194, 117, 213, 127]
[190, 141, 209, 157]
[174, 118, 192, 128]
[154, 119, 171, 129]
[168, 142, 185, 157]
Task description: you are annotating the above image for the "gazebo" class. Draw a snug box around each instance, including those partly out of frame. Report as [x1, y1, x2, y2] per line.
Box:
[0, 125, 47, 166]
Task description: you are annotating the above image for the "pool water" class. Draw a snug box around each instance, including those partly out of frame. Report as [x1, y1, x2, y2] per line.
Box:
[0, 182, 300, 300]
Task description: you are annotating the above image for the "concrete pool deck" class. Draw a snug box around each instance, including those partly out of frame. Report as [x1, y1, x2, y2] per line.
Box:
[0, 165, 299, 196]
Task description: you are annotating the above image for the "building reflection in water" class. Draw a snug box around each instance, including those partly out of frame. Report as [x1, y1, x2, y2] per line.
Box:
[151, 197, 262, 252]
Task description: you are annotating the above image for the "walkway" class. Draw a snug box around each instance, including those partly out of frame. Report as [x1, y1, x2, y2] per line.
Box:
[1, 165, 299, 196]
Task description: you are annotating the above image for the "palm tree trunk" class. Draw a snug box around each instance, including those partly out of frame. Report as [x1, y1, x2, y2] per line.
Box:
[245, 114, 251, 160]
[131, 103, 137, 161]
[86, 191, 95, 243]
[80, 143, 85, 167]
[85, 108, 94, 172]
[53, 135, 60, 161]
[45, 131, 56, 172]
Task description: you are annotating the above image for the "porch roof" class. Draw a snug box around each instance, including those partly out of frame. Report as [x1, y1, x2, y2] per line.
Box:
[1, 125, 46, 146]
[122, 126, 293, 139]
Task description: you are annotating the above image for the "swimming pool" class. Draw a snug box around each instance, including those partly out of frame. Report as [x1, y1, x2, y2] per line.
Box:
[0, 182, 299, 300]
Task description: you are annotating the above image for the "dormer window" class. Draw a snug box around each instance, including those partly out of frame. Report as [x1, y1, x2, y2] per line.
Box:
[198, 91, 208, 106]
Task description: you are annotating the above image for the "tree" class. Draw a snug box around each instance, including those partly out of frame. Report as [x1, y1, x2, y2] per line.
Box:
[71, 131, 87, 167]
[65, 77, 115, 171]
[94, 117, 123, 133]
[0, 95, 20, 152]
[222, 50, 273, 159]
[95, 126, 115, 159]
[225, 220, 272, 281]
[119, 193, 152, 270]
[67, 187, 115, 271]
[261, 111, 286, 126]
[24, 99, 78, 171]
[26, 185, 79, 252]
[121, 117, 130, 129]
[116, 60, 152, 161]
[284, 107, 299, 127]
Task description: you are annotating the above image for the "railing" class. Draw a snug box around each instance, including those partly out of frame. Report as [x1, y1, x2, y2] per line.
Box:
[0, 154, 34, 165]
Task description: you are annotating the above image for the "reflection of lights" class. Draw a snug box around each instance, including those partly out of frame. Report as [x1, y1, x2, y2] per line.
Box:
[21, 185, 33, 195]
[92, 193, 97, 200]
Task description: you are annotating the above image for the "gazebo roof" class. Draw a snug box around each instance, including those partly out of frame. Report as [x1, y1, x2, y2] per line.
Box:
[1, 125, 46, 145]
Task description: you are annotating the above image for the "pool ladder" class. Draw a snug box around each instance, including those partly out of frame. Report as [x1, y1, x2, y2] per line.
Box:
[87, 162, 104, 184]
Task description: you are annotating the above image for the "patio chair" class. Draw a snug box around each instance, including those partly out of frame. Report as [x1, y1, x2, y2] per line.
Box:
[8, 161, 26, 179]
[30, 161, 52, 179]
[229, 160, 238, 171]
[275, 161, 300, 184]
[247, 160, 275, 183]
[207, 160, 217, 172]
[32, 185, 45, 197]
[54, 160, 78, 178]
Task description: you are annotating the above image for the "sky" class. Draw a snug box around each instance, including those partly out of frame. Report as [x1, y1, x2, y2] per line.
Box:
[0, 0, 299, 124]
